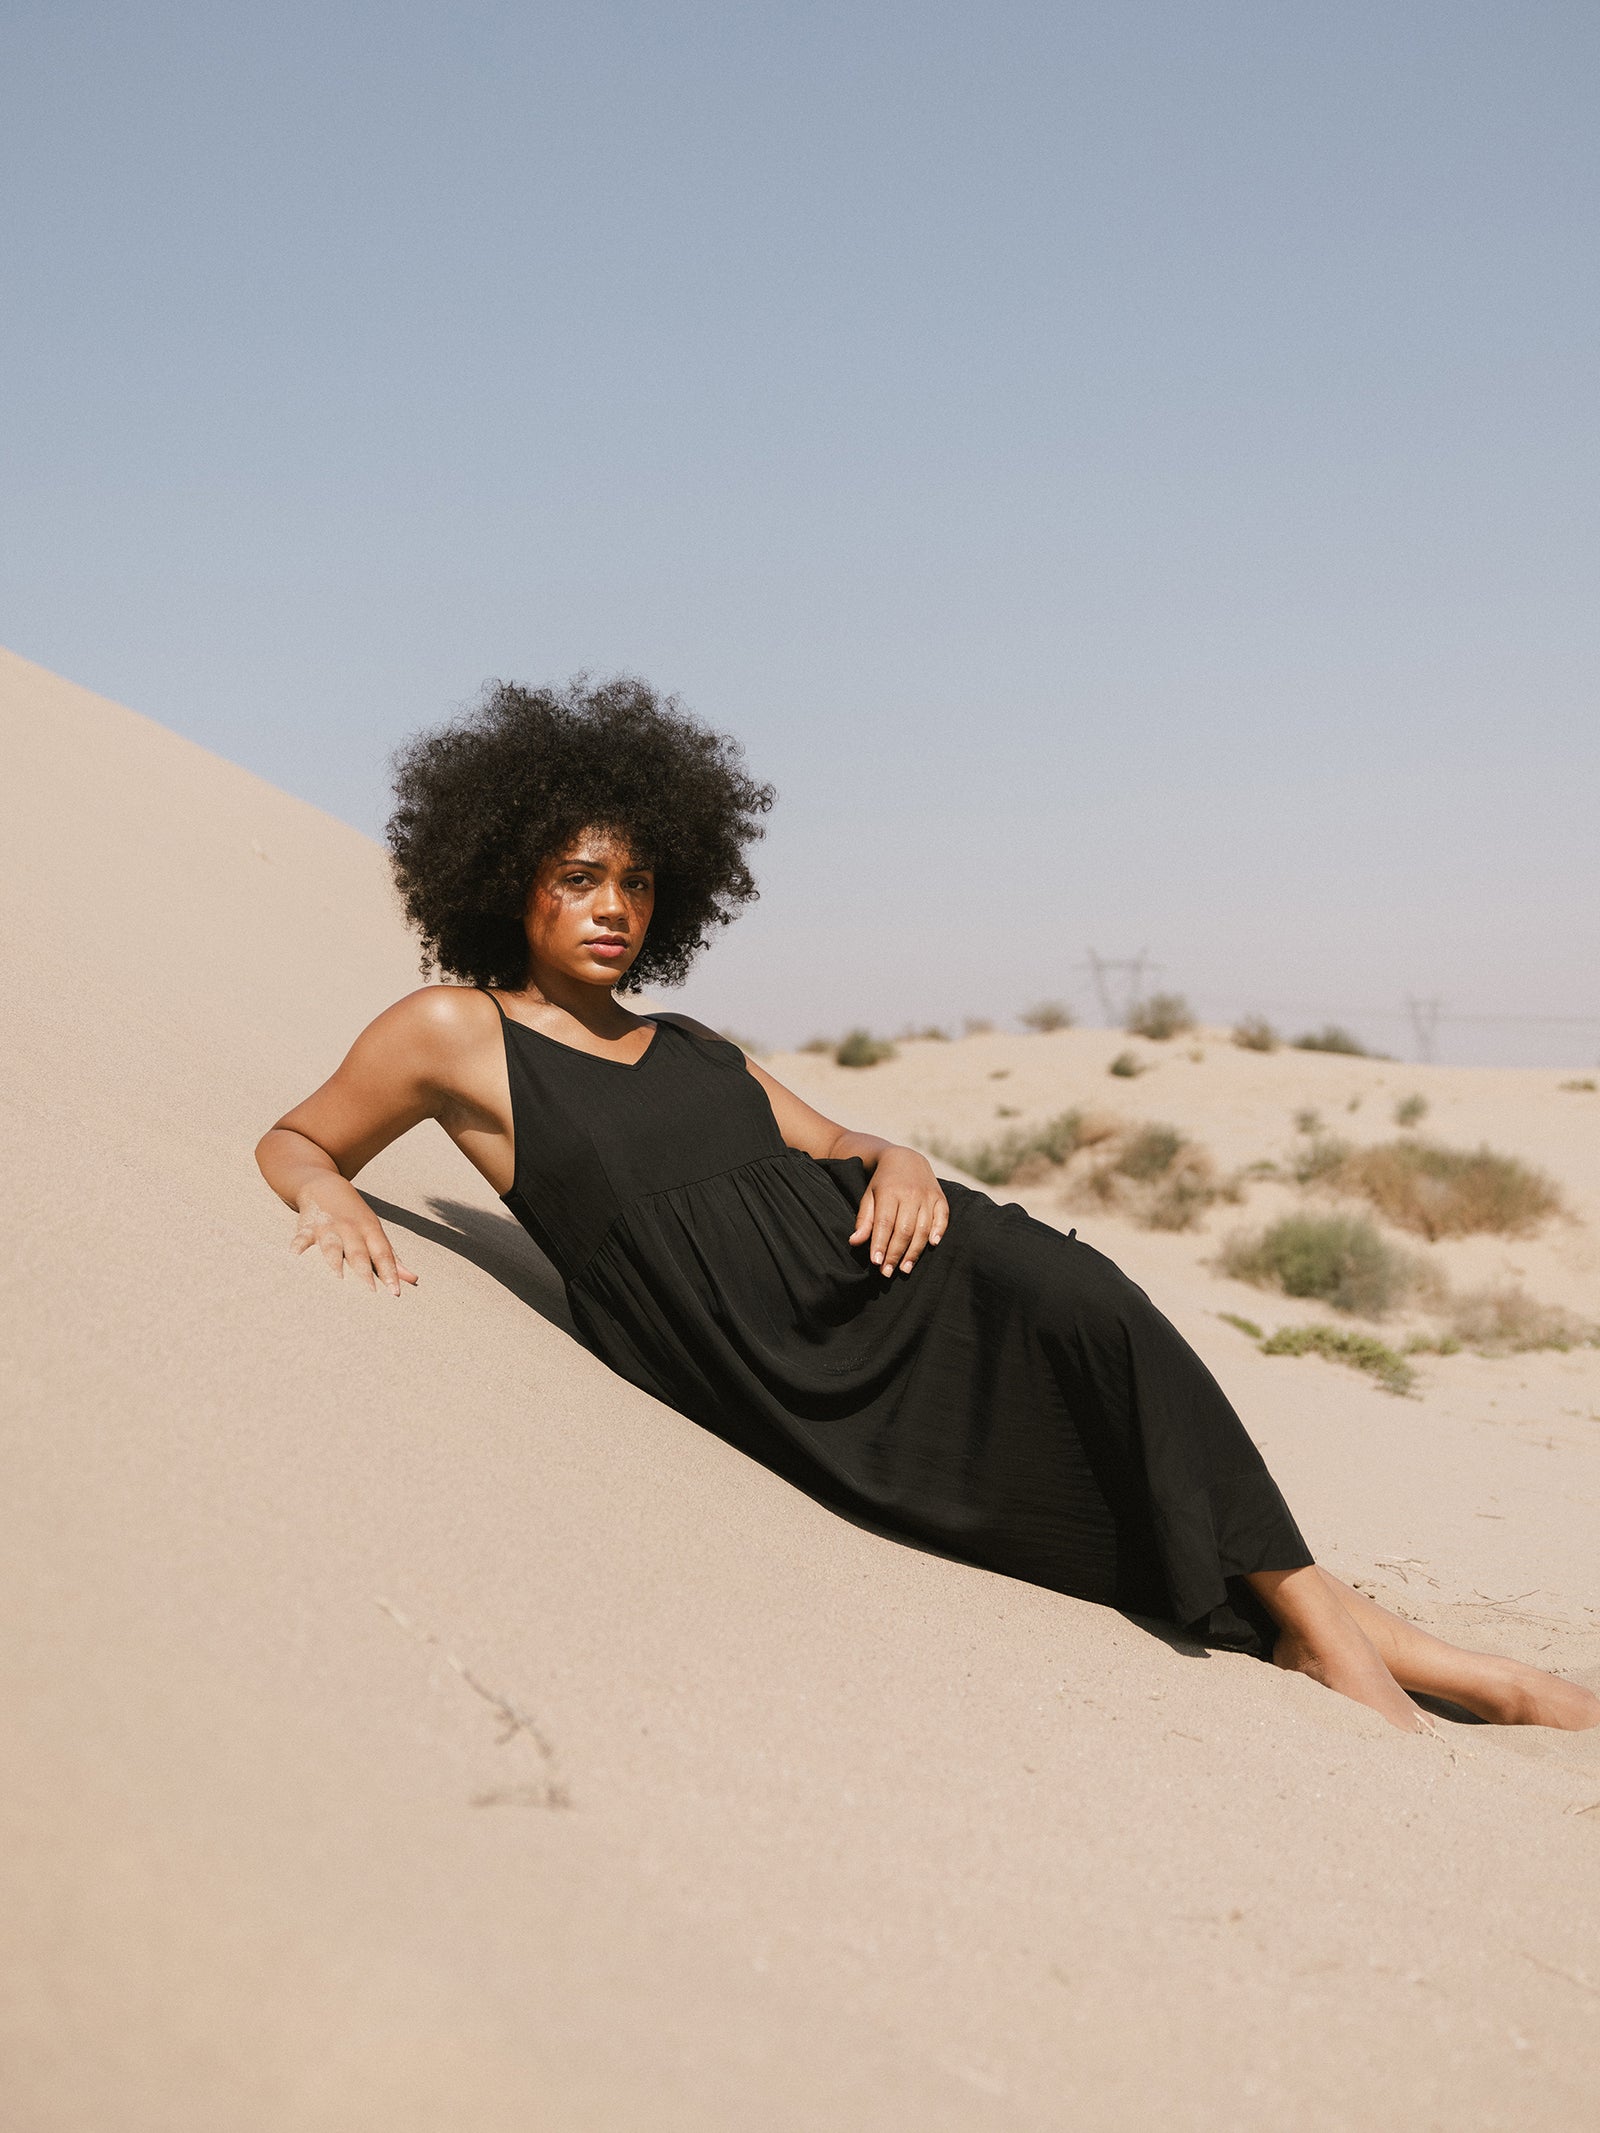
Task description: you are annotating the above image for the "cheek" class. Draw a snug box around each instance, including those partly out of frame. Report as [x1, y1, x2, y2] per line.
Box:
[530, 886, 585, 936]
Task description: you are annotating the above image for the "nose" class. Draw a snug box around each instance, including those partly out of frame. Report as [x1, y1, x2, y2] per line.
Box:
[593, 874, 629, 924]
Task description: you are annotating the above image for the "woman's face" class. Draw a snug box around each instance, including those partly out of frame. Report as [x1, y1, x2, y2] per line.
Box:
[522, 828, 655, 991]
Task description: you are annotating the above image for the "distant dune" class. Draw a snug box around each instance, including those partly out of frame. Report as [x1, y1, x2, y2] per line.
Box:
[4, 645, 1598, 2132]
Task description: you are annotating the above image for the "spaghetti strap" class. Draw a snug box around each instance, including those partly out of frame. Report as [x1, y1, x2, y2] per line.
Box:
[476, 985, 510, 1022]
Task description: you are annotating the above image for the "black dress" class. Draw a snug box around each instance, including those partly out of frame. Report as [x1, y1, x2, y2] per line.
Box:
[484, 995, 1313, 1654]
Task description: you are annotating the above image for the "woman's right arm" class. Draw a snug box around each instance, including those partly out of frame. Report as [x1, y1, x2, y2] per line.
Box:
[255, 988, 483, 1297]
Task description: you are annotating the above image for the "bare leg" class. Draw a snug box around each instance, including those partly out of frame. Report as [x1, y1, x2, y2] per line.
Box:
[1247, 1566, 1431, 1733]
[1318, 1569, 1600, 1730]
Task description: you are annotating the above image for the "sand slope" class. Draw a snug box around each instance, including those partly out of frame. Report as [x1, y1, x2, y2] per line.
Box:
[2, 645, 1598, 2133]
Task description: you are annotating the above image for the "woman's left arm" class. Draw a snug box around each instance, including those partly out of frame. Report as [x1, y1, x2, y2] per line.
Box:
[741, 1053, 949, 1277]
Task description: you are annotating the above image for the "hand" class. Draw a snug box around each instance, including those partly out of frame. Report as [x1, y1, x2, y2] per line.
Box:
[850, 1147, 949, 1276]
[291, 1181, 418, 1298]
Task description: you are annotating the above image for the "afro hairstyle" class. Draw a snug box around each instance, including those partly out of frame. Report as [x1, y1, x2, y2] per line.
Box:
[386, 675, 775, 993]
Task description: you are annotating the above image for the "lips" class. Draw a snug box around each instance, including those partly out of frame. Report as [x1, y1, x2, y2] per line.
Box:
[588, 937, 628, 959]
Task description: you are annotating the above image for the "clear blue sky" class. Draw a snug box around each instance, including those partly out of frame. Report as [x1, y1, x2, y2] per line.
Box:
[5, 2, 1598, 1062]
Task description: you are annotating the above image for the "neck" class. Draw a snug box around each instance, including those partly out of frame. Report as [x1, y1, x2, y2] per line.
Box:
[516, 963, 637, 1034]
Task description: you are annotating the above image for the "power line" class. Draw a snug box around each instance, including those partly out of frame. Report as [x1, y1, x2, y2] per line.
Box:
[1080, 949, 1157, 1027]
[1406, 995, 1444, 1063]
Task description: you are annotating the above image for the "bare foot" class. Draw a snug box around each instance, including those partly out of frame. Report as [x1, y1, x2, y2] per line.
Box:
[1273, 1620, 1433, 1734]
[1440, 1658, 1600, 1731]
[1314, 1571, 1600, 1731]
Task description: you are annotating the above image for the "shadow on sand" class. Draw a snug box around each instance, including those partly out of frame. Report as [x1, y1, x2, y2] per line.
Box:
[363, 1193, 575, 1335]
[367, 1191, 1478, 1702]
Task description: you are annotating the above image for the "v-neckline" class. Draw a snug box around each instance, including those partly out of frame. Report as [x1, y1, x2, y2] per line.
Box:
[495, 1001, 663, 1070]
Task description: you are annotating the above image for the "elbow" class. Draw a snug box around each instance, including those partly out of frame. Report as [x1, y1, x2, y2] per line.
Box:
[254, 1125, 291, 1188]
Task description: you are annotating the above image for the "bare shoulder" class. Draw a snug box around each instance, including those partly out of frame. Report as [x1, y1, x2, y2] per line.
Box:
[354, 983, 499, 1067]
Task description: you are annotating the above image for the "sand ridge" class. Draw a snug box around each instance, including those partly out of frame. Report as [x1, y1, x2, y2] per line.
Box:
[3, 645, 1598, 2132]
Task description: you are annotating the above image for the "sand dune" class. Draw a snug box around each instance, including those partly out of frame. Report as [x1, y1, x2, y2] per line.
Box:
[3, 643, 1598, 2132]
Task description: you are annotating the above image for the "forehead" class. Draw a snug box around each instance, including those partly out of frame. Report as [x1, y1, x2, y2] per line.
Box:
[550, 827, 652, 868]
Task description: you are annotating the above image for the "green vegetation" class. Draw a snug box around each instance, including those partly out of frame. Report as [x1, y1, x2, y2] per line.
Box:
[1258, 1323, 1416, 1396]
[1108, 1050, 1144, 1078]
[1098, 1122, 1219, 1231]
[799, 1036, 832, 1054]
[1116, 1123, 1186, 1181]
[1142, 1169, 1218, 1231]
[1560, 1078, 1597, 1092]
[928, 1109, 1088, 1186]
[1394, 1093, 1428, 1128]
[1232, 1016, 1278, 1052]
[898, 1024, 950, 1042]
[1219, 1312, 1263, 1339]
[1290, 1128, 1353, 1185]
[1220, 1213, 1417, 1318]
[834, 1029, 897, 1068]
[1402, 1331, 1462, 1358]
[1020, 1000, 1073, 1032]
[1293, 1025, 1368, 1055]
[1126, 993, 1194, 1041]
[1336, 1138, 1561, 1241]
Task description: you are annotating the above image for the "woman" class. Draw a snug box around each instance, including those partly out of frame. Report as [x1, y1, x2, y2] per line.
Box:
[257, 678, 1597, 1737]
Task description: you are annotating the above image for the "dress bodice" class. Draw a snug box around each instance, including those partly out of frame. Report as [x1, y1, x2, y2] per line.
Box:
[490, 1005, 792, 1281]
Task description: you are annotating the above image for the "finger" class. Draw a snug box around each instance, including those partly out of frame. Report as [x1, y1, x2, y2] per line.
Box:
[290, 1225, 316, 1256]
[898, 1204, 934, 1272]
[369, 1231, 408, 1299]
[870, 1194, 899, 1268]
[850, 1188, 875, 1247]
[929, 1193, 949, 1246]
[316, 1223, 346, 1277]
[369, 1237, 420, 1296]
[880, 1199, 918, 1276]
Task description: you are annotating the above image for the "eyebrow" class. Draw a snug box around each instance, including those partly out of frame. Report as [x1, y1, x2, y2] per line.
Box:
[559, 854, 653, 871]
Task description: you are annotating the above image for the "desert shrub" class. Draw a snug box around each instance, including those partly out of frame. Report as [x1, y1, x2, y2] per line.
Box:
[898, 1024, 950, 1042]
[1085, 1125, 1217, 1230]
[1126, 993, 1194, 1041]
[929, 1109, 1087, 1186]
[1291, 1130, 1353, 1185]
[963, 1017, 995, 1036]
[1220, 1213, 1417, 1318]
[1443, 1285, 1593, 1354]
[1116, 1123, 1185, 1181]
[1336, 1139, 1561, 1240]
[1232, 1016, 1278, 1052]
[834, 1029, 896, 1068]
[1020, 1000, 1073, 1033]
[1258, 1323, 1416, 1397]
[1142, 1164, 1219, 1232]
[1559, 1078, 1596, 1092]
[1108, 1050, 1144, 1078]
[1394, 1094, 1428, 1128]
[1294, 1025, 1368, 1056]
[1219, 1311, 1264, 1339]
[799, 1035, 832, 1054]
